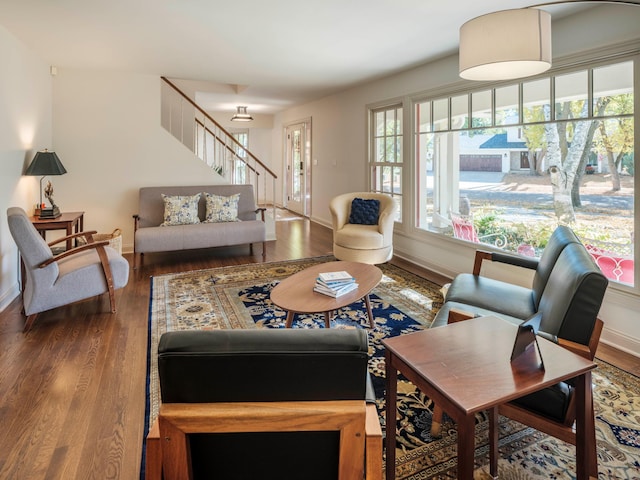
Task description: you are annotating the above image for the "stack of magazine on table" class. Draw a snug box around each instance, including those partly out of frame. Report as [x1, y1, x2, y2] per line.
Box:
[314, 271, 359, 298]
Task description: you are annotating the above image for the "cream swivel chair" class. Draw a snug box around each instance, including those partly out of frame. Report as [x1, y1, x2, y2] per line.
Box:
[7, 207, 130, 332]
[329, 192, 396, 264]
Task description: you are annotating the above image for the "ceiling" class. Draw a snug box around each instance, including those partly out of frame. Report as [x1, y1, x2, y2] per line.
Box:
[0, 0, 603, 115]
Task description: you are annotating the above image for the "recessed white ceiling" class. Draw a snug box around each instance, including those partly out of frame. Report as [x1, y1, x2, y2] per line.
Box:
[0, 0, 600, 114]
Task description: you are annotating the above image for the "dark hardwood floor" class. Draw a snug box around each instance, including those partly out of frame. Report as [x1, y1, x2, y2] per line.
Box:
[0, 217, 637, 479]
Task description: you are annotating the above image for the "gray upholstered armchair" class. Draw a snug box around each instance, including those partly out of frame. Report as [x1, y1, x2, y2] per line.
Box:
[329, 192, 396, 265]
[7, 207, 130, 332]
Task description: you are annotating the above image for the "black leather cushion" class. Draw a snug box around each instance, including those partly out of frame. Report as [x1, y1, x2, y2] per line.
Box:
[431, 301, 525, 329]
[511, 381, 573, 422]
[531, 226, 581, 308]
[444, 274, 536, 321]
[348, 198, 380, 225]
[158, 329, 370, 403]
[536, 243, 608, 345]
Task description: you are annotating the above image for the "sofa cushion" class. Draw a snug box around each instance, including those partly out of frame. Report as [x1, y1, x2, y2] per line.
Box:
[348, 198, 380, 225]
[158, 329, 369, 403]
[203, 192, 241, 223]
[511, 381, 573, 422]
[160, 194, 201, 226]
[444, 273, 536, 320]
[431, 301, 526, 329]
[335, 224, 384, 250]
[135, 220, 266, 253]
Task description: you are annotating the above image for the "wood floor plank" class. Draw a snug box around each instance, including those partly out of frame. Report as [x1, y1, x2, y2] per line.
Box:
[0, 215, 635, 479]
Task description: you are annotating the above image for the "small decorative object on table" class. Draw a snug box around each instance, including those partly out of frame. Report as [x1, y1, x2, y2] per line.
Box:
[314, 270, 358, 297]
[24, 149, 67, 220]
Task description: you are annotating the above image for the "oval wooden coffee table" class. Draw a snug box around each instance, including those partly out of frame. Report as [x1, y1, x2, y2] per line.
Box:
[270, 261, 382, 329]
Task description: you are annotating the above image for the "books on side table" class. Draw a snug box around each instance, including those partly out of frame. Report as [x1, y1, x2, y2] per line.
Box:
[314, 271, 359, 298]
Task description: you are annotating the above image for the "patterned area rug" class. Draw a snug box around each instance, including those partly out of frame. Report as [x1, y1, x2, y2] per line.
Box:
[146, 256, 640, 479]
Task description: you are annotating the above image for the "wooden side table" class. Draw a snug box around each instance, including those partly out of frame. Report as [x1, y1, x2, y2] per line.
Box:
[383, 316, 597, 480]
[29, 211, 85, 251]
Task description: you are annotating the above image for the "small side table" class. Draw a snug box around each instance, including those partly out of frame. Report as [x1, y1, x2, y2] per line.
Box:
[29, 211, 85, 251]
[383, 316, 597, 480]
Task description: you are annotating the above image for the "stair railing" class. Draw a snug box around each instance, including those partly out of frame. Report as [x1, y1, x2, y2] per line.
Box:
[160, 76, 277, 215]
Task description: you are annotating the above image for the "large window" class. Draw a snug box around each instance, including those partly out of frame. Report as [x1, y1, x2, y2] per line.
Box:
[370, 105, 403, 220]
[414, 60, 635, 287]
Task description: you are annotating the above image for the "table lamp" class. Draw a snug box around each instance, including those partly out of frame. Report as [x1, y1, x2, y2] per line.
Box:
[25, 149, 67, 219]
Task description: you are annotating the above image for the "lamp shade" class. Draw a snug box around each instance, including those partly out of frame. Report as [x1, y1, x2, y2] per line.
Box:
[25, 149, 67, 176]
[230, 106, 253, 122]
[459, 8, 552, 81]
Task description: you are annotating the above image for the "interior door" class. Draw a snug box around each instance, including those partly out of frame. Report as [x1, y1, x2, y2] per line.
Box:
[285, 121, 311, 216]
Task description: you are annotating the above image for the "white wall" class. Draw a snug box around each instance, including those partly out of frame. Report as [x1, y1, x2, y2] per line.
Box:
[1, 5, 638, 354]
[51, 69, 224, 252]
[0, 25, 53, 311]
[271, 4, 640, 356]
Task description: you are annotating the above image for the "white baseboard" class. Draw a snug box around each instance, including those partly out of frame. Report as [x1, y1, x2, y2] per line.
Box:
[600, 327, 640, 359]
[0, 283, 20, 313]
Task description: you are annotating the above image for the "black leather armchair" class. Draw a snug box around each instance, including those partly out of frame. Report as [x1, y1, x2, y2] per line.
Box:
[145, 328, 382, 480]
[431, 226, 608, 478]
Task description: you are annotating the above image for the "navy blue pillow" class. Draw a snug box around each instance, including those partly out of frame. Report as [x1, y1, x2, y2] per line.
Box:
[348, 198, 380, 225]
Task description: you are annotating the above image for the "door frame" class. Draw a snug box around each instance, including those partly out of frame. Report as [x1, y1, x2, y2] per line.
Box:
[283, 118, 312, 217]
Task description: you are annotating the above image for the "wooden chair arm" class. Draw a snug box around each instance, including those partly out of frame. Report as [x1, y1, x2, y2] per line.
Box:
[39, 240, 116, 312]
[255, 207, 267, 222]
[158, 401, 368, 480]
[472, 249, 539, 275]
[558, 317, 603, 361]
[145, 403, 382, 480]
[447, 308, 477, 324]
[145, 419, 162, 480]
[557, 339, 592, 360]
[472, 250, 493, 275]
[47, 230, 98, 247]
[39, 241, 110, 268]
[365, 403, 383, 480]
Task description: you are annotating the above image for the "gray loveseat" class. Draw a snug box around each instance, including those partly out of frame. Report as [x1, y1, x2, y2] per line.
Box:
[133, 184, 266, 268]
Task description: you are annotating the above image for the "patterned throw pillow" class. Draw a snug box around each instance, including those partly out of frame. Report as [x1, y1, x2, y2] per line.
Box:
[160, 194, 201, 226]
[203, 193, 241, 223]
[348, 198, 380, 225]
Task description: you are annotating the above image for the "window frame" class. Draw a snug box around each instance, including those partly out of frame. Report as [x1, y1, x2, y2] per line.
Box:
[368, 103, 404, 222]
[409, 53, 638, 291]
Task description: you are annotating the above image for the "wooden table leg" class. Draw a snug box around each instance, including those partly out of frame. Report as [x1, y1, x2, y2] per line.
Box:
[457, 415, 475, 479]
[323, 311, 331, 328]
[364, 294, 375, 328]
[575, 371, 597, 479]
[488, 406, 498, 478]
[385, 350, 398, 480]
[66, 224, 72, 251]
[285, 311, 295, 328]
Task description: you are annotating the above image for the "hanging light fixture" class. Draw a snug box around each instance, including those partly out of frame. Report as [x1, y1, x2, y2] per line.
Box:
[230, 106, 253, 122]
[459, 8, 552, 81]
[459, 1, 640, 82]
